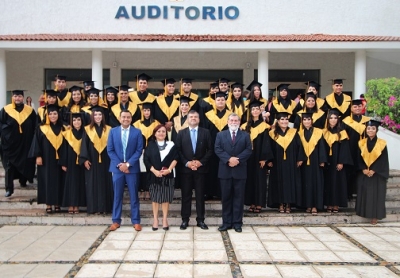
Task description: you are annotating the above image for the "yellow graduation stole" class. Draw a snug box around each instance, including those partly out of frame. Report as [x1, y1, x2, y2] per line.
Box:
[241, 121, 270, 149]
[323, 129, 349, 156]
[37, 106, 46, 122]
[228, 102, 245, 119]
[4, 104, 33, 133]
[299, 99, 305, 107]
[205, 109, 230, 131]
[173, 115, 189, 134]
[111, 102, 138, 119]
[129, 91, 156, 105]
[57, 92, 71, 107]
[70, 104, 81, 113]
[62, 129, 82, 164]
[316, 98, 325, 109]
[272, 99, 298, 114]
[358, 138, 386, 170]
[84, 125, 111, 163]
[39, 125, 63, 159]
[203, 96, 215, 108]
[133, 120, 160, 146]
[156, 96, 180, 121]
[342, 115, 370, 138]
[269, 128, 297, 160]
[298, 127, 323, 165]
[325, 93, 351, 115]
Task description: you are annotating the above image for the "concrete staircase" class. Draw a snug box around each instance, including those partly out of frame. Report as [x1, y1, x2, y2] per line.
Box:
[0, 166, 399, 226]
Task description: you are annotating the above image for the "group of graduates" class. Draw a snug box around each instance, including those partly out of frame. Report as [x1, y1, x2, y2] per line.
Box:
[0, 74, 389, 225]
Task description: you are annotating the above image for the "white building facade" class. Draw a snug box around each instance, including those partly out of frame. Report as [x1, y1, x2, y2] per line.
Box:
[1, 0, 400, 106]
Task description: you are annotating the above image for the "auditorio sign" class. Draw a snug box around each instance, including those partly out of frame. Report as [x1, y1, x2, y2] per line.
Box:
[115, 5, 240, 20]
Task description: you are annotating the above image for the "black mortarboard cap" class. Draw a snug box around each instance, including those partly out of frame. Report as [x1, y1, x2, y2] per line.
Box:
[306, 81, 321, 89]
[12, 90, 25, 96]
[105, 86, 119, 94]
[305, 92, 317, 100]
[246, 80, 263, 91]
[118, 85, 132, 92]
[231, 82, 244, 89]
[82, 81, 95, 87]
[330, 79, 345, 85]
[161, 78, 176, 85]
[366, 119, 381, 128]
[69, 86, 83, 92]
[181, 78, 194, 83]
[44, 89, 58, 97]
[55, 75, 67, 81]
[218, 78, 230, 84]
[209, 82, 219, 88]
[46, 104, 60, 113]
[328, 108, 342, 117]
[275, 111, 291, 119]
[277, 84, 290, 91]
[137, 73, 152, 81]
[215, 92, 227, 99]
[87, 88, 102, 95]
[89, 105, 105, 113]
[301, 112, 314, 119]
[349, 99, 363, 106]
[248, 100, 264, 109]
[178, 96, 194, 103]
[141, 102, 153, 110]
[71, 112, 84, 119]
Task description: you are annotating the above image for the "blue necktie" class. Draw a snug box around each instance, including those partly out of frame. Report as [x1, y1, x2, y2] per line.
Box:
[190, 129, 197, 153]
[122, 128, 127, 162]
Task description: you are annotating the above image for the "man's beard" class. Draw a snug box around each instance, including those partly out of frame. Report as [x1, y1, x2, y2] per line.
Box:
[228, 124, 239, 131]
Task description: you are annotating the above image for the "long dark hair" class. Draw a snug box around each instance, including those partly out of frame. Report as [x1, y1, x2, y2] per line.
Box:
[245, 108, 263, 133]
[249, 86, 265, 103]
[326, 110, 343, 140]
[89, 110, 107, 131]
[229, 88, 245, 112]
[67, 91, 86, 109]
[273, 116, 288, 140]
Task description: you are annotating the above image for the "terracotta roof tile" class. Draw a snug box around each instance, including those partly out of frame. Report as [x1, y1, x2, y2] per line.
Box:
[0, 34, 399, 42]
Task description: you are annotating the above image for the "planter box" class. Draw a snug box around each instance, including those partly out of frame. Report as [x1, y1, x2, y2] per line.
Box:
[378, 128, 400, 170]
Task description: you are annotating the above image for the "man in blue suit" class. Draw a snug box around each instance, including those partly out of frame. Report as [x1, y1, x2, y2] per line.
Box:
[107, 110, 143, 231]
[215, 113, 252, 233]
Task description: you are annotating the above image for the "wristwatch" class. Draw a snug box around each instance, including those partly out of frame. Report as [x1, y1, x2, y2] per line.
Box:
[126, 162, 130, 168]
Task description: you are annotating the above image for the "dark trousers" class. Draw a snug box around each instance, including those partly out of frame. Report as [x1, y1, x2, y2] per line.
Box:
[220, 178, 246, 228]
[180, 172, 206, 222]
[5, 164, 27, 193]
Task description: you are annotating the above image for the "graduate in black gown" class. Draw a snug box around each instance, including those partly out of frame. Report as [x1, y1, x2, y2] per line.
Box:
[323, 109, 353, 212]
[297, 113, 327, 214]
[82, 88, 109, 126]
[60, 86, 86, 126]
[54, 75, 71, 108]
[342, 99, 370, 199]
[227, 82, 246, 122]
[79, 106, 113, 214]
[242, 81, 267, 123]
[199, 82, 219, 116]
[171, 96, 192, 142]
[175, 78, 200, 113]
[129, 73, 156, 119]
[266, 112, 303, 213]
[133, 103, 160, 201]
[305, 81, 325, 111]
[60, 112, 86, 214]
[356, 120, 389, 225]
[29, 105, 65, 213]
[268, 84, 302, 125]
[109, 85, 141, 127]
[104, 86, 119, 125]
[293, 93, 327, 130]
[204, 92, 231, 199]
[322, 79, 351, 118]
[240, 100, 271, 213]
[37, 90, 59, 124]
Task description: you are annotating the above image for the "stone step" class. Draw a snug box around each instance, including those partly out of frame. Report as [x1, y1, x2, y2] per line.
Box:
[1, 207, 400, 226]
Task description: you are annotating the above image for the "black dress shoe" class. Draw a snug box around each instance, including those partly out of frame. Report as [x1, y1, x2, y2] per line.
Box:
[218, 225, 232, 232]
[20, 183, 27, 188]
[5, 191, 13, 197]
[180, 221, 189, 230]
[197, 222, 209, 230]
[234, 227, 242, 233]
[163, 226, 169, 231]
[152, 227, 158, 231]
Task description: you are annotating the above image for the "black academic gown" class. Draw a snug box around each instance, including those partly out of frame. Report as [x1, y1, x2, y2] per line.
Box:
[293, 109, 327, 130]
[241, 120, 272, 208]
[60, 104, 85, 126]
[203, 108, 230, 198]
[154, 95, 180, 125]
[298, 127, 327, 210]
[266, 128, 303, 208]
[29, 123, 65, 205]
[0, 104, 36, 184]
[79, 124, 113, 214]
[268, 97, 302, 125]
[57, 89, 71, 108]
[356, 137, 389, 220]
[60, 128, 86, 207]
[323, 129, 353, 207]
[322, 93, 351, 118]
[109, 102, 141, 127]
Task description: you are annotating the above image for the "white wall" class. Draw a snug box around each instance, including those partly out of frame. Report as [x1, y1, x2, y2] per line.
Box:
[378, 128, 400, 170]
[1, 0, 400, 36]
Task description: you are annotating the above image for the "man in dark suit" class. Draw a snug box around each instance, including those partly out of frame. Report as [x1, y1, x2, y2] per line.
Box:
[175, 110, 213, 230]
[214, 113, 252, 232]
[107, 110, 143, 232]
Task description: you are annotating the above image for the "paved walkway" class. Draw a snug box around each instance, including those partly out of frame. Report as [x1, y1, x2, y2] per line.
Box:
[0, 223, 400, 277]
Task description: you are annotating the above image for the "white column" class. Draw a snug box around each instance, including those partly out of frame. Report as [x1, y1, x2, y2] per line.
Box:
[354, 50, 367, 99]
[0, 50, 6, 108]
[92, 49, 103, 96]
[257, 50, 269, 99]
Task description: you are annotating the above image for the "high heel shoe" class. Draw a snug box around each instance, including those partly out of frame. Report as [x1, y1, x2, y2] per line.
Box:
[163, 226, 169, 231]
[152, 226, 158, 231]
